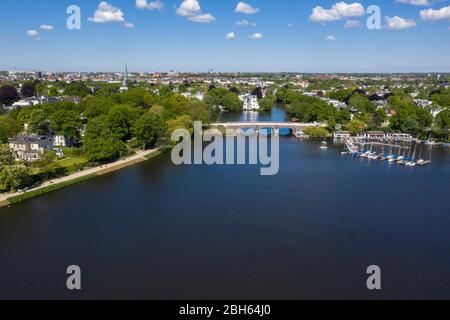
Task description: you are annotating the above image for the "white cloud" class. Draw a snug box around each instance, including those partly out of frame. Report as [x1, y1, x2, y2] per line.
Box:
[385, 16, 417, 30]
[124, 22, 135, 28]
[188, 13, 215, 23]
[310, 2, 365, 23]
[26, 30, 39, 38]
[89, 2, 125, 23]
[226, 32, 236, 40]
[326, 35, 337, 41]
[236, 19, 256, 27]
[176, 0, 215, 23]
[176, 0, 201, 16]
[420, 5, 450, 21]
[396, 0, 430, 6]
[287, 23, 294, 28]
[136, 0, 164, 11]
[344, 19, 361, 28]
[235, 2, 260, 14]
[248, 32, 263, 40]
[40, 25, 54, 31]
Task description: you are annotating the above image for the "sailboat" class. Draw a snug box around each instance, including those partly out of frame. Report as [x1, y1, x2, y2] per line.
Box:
[396, 146, 406, 164]
[406, 144, 418, 166]
[416, 143, 425, 164]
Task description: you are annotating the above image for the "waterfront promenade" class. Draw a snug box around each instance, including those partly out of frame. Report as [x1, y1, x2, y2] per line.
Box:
[0, 148, 158, 207]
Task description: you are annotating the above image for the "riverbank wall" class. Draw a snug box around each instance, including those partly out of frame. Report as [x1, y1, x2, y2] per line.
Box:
[0, 147, 169, 208]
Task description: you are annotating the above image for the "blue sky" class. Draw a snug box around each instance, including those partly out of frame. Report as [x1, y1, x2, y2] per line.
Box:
[0, 0, 449, 72]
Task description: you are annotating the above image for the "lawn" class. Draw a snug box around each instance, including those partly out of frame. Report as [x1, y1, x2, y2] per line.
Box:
[46, 156, 89, 173]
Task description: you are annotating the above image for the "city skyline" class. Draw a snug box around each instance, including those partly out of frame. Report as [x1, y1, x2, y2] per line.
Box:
[0, 0, 449, 72]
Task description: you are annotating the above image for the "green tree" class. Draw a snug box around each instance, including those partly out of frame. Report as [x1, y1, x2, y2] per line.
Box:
[94, 83, 120, 96]
[82, 96, 115, 118]
[106, 105, 139, 141]
[186, 100, 215, 123]
[347, 119, 366, 135]
[373, 109, 388, 128]
[143, 92, 158, 109]
[205, 88, 242, 112]
[390, 106, 432, 137]
[84, 117, 127, 163]
[222, 93, 242, 112]
[166, 115, 193, 139]
[0, 144, 16, 166]
[48, 86, 59, 97]
[27, 109, 49, 135]
[259, 96, 274, 111]
[20, 82, 36, 97]
[303, 127, 330, 138]
[0, 165, 31, 192]
[0, 145, 31, 192]
[133, 110, 164, 149]
[161, 93, 189, 119]
[0, 85, 19, 106]
[327, 88, 354, 102]
[64, 82, 91, 97]
[435, 109, 450, 131]
[36, 82, 49, 96]
[334, 109, 351, 125]
[286, 95, 334, 123]
[348, 93, 375, 113]
[50, 110, 82, 139]
[0, 116, 21, 143]
[115, 88, 149, 107]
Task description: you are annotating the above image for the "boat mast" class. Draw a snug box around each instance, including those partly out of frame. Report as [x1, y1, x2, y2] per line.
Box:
[411, 144, 417, 162]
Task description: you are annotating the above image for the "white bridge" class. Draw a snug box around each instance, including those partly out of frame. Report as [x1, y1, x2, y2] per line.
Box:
[211, 122, 327, 136]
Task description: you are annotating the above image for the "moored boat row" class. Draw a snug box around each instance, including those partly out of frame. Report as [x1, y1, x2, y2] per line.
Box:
[342, 141, 433, 167]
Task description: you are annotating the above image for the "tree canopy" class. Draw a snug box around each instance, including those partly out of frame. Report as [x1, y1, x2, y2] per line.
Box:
[0, 85, 19, 106]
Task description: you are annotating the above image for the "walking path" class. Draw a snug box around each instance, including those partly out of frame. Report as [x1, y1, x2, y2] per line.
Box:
[0, 148, 158, 206]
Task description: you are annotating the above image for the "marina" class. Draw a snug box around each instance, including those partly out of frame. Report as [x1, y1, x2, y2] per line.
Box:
[342, 138, 433, 167]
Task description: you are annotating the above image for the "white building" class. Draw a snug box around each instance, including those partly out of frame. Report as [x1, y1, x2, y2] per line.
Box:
[322, 98, 347, 110]
[413, 99, 433, 108]
[12, 98, 42, 108]
[181, 92, 205, 101]
[53, 135, 72, 147]
[333, 131, 351, 139]
[239, 94, 260, 111]
[9, 134, 53, 162]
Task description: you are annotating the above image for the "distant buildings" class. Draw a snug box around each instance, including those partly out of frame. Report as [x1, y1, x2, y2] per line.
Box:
[239, 94, 260, 111]
[181, 92, 205, 101]
[12, 98, 42, 108]
[322, 98, 347, 110]
[413, 99, 433, 108]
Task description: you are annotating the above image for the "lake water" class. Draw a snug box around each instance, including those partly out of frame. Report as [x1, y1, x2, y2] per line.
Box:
[0, 108, 449, 299]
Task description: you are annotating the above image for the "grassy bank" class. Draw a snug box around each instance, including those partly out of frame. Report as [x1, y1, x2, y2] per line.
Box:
[7, 173, 98, 205]
[144, 146, 170, 160]
[1, 147, 168, 208]
[0, 147, 170, 207]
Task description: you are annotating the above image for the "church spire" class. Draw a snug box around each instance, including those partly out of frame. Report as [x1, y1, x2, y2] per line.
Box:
[120, 61, 129, 92]
[123, 61, 128, 87]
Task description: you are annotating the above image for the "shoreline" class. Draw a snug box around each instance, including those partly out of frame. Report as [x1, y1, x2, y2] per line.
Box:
[0, 148, 165, 208]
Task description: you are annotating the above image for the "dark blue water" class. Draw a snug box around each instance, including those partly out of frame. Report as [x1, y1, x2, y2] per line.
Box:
[0, 108, 449, 299]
